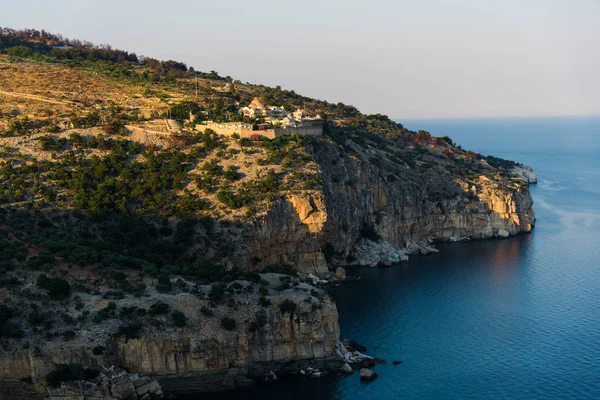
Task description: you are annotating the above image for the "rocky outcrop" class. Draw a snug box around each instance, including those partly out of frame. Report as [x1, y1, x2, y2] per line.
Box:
[511, 165, 538, 184]
[248, 138, 536, 274]
[0, 278, 340, 397]
[0, 136, 536, 398]
[359, 368, 378, 381]
[46, 367, 163, 400]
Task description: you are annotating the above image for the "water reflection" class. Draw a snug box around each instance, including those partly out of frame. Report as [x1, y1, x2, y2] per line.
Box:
[487, 234, 530, 281]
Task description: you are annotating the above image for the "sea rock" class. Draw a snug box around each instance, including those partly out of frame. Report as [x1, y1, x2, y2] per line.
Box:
[359, 368, 378, 381]
[392, 360, 402, 365]
[307, 274, 328, 286]
[362, 358, 376, 367]
[342, 339, 367, 353]
[264, 371, 277, 382]
[498, 229, 510, 238]
[340, 363, 353, 374]
[348, 239, 409, 267]
[335, 267, 347, 280]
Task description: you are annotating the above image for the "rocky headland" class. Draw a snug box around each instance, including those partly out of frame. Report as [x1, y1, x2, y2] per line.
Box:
[0, 29, 536, 398]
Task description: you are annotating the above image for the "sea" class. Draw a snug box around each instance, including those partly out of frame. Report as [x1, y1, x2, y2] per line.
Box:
[203, 116, 600, 400]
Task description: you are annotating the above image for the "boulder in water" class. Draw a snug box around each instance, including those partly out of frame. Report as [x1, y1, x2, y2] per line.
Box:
[359, 368, 378, 381]
[340, 363, 353, 374]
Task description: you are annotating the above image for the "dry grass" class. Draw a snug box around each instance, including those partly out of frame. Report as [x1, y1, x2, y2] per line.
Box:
[0, 57, 181, 122]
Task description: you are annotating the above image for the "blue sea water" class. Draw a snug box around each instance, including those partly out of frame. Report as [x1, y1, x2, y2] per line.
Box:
[205, 116, 600, 400]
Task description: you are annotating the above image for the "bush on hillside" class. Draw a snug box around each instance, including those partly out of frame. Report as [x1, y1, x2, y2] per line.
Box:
[221, 317, 236, 331]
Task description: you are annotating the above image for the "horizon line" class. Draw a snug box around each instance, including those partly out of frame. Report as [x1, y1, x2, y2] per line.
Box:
[395, 113, 600, 122]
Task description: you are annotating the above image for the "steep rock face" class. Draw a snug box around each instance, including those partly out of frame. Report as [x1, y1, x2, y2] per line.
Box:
[248, 138, 535, 273]
[249, 193, 329, 275]
[0, 295, 339, 396]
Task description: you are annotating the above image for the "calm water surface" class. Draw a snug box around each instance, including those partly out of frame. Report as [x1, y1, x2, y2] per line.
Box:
[204, 116, 600, 399]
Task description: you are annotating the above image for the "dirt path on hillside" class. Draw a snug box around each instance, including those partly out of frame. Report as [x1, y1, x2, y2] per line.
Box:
[0, 90, 76, 106]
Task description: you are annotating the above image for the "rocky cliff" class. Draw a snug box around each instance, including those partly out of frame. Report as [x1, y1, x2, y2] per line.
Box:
[0, 274, 340, 397]
[248, 136, 536, 272]
[0, 38, 538, 399]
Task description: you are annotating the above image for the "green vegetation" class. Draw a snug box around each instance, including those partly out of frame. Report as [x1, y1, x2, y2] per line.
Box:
[115, 323, 142, 339]
[171, 310, 187, 327]
[0, 305, 24, 338]
[200, 306, 214, 317]
[45, 364, 99, 387]
[483, 155, 521, 170]
[148, 302, 169, 315]
[279, 299, 297, 314]
[258, 296, 271, 307]
[36, 275, 71, 300]
[220, 317, 236, 331]
[248, 309, 268, 332]
[261, 264, 298, 276]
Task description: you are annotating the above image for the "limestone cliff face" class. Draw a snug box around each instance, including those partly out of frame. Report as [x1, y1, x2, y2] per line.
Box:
[0, 294, 339, 396]
[248, 138, 536, 273]
[109, 297, 339, 394]
[248, 192, 329, 275]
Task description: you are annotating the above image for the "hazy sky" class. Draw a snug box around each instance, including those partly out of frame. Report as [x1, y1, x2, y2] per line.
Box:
[2, 0, 599, 119]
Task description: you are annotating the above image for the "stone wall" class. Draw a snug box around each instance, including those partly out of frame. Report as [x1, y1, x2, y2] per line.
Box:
[274, 125, 323, 137]
[197, 122, 323, 140]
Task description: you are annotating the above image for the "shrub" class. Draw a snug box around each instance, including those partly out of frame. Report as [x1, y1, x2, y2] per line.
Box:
[208, 283, 227, 302]
[220, 317, 236, 331]
[241, 271, 261, 283]
[169, 100, 201, 121]
[45, 364, 99, 387]
[115, 323, 142, 339]
[258, 296, 271, 307]
[63, 330, 76, 341]
[6, 46, 33, 57]
[223, 166, 240, 181]
[248, 310, 268, 332]
[92, 345, 105, 355]
[171, 310, 187, 327]
[200, 306, 214, 317]
[201, 160, 222, 176]
[148, 302, 169, 315]
[261, 264, 297, 276]
[156, 275, 172, 293]
[36, 274, 70, 300]
[0, 321, 24, 338]
[103, 120, 128, 135]
[440, 135, 454, 146]
[279, 299, 297, 314]
[28, 311, 45, 326]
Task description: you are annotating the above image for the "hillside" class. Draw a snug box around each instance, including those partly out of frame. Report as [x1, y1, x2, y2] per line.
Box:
[0, 28, 536, 398]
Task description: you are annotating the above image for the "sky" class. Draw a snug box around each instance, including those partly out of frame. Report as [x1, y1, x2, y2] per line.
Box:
[2, 0, 599, 119]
